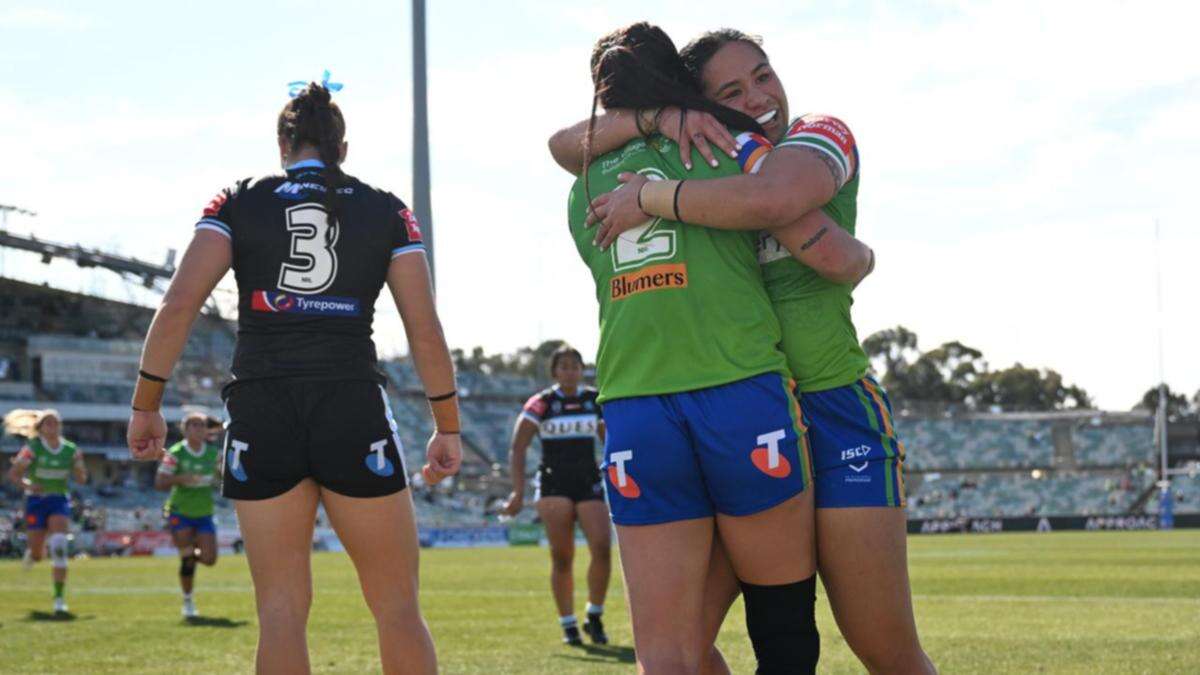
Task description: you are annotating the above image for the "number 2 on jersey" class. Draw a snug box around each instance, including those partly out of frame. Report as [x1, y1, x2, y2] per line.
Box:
[611, 168, 677, 272]
[278, 204, 339, 294]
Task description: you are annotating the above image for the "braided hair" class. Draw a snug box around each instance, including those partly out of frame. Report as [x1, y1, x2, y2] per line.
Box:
[276, 83, 347, 224]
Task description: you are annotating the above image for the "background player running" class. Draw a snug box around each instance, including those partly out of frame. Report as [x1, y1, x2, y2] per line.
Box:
[126, 80, 461, 675]
[562, 28, 935, 674]
[501, 346, 611, 646]
[155, 411, 221, 619]
[5, 409, 87, 614]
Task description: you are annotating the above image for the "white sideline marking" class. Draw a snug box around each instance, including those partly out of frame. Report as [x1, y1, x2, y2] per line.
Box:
[913, 593, 1200, 605]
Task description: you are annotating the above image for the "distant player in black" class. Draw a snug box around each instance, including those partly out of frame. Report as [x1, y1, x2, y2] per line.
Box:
[502, 346, 612, 646]
[126, 81, 460, 674]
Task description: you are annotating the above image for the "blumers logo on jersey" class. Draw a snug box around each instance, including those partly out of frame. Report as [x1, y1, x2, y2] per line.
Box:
[399, 208, 423, 242]
[610, 263, 687, 301]
[751, 429, 792, 478]
[251, 290, 361, 316]
[735, 132, 773, 174]
[365, 440, 396, 477]
[606, 450, 640, 498]
[226, 440, 249, 482]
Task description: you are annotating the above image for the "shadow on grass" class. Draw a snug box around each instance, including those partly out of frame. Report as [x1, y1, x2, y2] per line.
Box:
[25, 610, 91, 622]
[554, 643, 637, 665]
[183, 616, 249, 628]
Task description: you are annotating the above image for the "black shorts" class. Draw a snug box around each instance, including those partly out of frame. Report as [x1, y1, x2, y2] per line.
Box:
[221, 379, 408, 500]
[535, 461, 604, 503]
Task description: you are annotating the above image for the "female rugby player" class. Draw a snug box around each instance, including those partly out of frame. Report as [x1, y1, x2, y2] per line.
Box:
[557, 28, 936, 675]
[5, 409, 87, 613]
[155, 411, 221, 618]
[501, 346, 611, 646]
[126, 81, 461, 675]
[552, 23, 831, 673]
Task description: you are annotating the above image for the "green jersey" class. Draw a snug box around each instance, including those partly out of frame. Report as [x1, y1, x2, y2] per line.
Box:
[17, 437, 78, 495]
[568, 135, 788, 403]
[160, 441, 220, 518]
[759, 114, 869, 392]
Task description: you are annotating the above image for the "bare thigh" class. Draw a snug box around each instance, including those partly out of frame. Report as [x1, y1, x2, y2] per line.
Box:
[574, 499, 612, 551]
[617, 517, 713, 672]
[536, 497, 577, 562]
[195, 532, 218, 565]
[320, 486, 424, 613]
[818, 507, 931, 672]
[171, 528, 197, 553]
[715, 489, 816, 584]
[699, 535, 741, 649]
[234, 480, 320, 618]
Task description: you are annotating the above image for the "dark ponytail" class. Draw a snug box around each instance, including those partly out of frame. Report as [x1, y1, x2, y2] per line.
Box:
[581, 23, 764, 208]
[277, 83, 347, 225]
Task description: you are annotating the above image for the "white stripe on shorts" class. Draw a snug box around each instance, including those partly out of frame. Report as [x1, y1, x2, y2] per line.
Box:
[377, 386, 409, 478]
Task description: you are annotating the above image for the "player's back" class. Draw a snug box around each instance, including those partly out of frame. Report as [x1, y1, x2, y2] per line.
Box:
[197, 160, 424, 387]
[567, 136, 786, 403]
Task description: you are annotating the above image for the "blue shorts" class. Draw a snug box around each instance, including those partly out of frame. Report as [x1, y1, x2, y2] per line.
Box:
[601, 372, 811, 526]
[168, 512, 216, 535]
[24, 494, 71, 530]
[799, 376, 906, 508]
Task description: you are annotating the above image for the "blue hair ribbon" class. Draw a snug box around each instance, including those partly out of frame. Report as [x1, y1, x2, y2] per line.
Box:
[288, 70, 344, 98]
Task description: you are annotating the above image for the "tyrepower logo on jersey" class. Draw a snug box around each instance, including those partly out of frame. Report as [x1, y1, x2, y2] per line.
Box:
[399, 208, 423, 242]
[606, 450, 640, 498]
[610, 263, 687, 301]
[251, 290, 361, 316]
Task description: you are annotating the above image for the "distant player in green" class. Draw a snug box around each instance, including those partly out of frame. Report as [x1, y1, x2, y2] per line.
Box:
[156, 411, 221, 618]
[5, 409, 87, 614]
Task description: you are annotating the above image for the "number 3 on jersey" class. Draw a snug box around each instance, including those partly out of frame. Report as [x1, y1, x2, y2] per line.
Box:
[611, 168, 677, 272]
[279, 204, 339, 294]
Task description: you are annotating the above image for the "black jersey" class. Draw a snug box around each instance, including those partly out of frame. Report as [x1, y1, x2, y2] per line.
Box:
[196, 159, 425, 387]
[520, 385, 602, 466]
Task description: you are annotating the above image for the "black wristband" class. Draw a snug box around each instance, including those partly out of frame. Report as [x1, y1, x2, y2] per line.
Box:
[427, 390, 457, 402]
[672, 180, 686, 222]
[138, 369, 168, 383]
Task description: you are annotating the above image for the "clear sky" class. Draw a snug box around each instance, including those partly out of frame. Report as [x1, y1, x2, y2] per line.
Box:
[1, 0, 1196, 409]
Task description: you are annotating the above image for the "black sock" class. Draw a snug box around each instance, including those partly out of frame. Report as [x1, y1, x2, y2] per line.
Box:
[740, 574, 819, 675]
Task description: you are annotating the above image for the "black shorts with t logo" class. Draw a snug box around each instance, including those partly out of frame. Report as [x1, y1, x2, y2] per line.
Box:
[221, 379, 409, 500]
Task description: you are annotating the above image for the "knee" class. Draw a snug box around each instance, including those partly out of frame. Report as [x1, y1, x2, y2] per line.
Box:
[638, 648, 703, 674]
[550, 549, 574, 574]
[29, 545, 44, 561]
[855, 644, 932, 675]
[370, 601, 426, 633]
[256, 589, 312, 630]
[588, 543, 611, 565]
[199, 550, 217, 566]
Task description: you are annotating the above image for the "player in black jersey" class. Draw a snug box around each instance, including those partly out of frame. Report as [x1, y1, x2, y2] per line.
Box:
[126, 81, 460, 675]
[501, 346, 612, 646]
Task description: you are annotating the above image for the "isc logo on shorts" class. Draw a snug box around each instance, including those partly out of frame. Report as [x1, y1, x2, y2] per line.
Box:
[750, 429, 792, 478]
[606, 450, 641, 498]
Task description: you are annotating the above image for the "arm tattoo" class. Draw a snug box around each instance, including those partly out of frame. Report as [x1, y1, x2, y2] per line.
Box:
[801, 147, 845, 188]
[799, 227, 829, 251]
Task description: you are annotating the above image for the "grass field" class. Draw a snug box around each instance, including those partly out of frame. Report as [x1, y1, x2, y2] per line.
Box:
[1, 530, 1198, 673]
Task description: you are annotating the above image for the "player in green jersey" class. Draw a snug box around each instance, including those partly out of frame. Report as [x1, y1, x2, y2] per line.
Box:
[156, 411, 222, 618]
[5, 409, 87, 614]
[562, 28, 935, 675]
[550, 23, 835, 673]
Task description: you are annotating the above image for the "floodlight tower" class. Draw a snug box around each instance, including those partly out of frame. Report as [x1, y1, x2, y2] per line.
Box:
[412, 0, 434, 286]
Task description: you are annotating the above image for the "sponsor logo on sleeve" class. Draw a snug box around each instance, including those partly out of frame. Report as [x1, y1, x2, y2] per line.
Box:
[202, 192, 228, 217]
[400, 208, 423, 242]
[251, 290, 361, 316]
[610, 263, 688, 301]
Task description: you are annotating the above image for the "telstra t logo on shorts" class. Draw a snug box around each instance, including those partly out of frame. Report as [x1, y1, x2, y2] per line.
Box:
[606, 450, 641, 498]
[226, 440, 249, 482]
[365, 439, 396, 477]
[751, 429, 792, 478]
